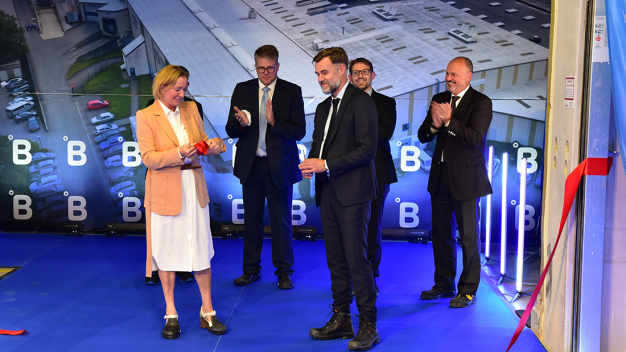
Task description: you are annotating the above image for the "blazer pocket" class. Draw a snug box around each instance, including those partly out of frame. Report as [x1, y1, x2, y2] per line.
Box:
[465, 155, 486, 167]
[151, 175, 167, 206]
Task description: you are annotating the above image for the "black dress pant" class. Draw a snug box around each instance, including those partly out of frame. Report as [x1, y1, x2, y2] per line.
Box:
[242, 157, 294, 276]
[320, 177, 377, 322]
[431, 164, 481, 295]
[367, 183, 389, 278]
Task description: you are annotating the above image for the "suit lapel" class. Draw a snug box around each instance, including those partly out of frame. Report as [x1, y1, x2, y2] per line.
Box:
[248, 80, 260, 136]
[154, 102, 180, 146]
[272, 78, 283, 113]
[325, 83, 353, 145]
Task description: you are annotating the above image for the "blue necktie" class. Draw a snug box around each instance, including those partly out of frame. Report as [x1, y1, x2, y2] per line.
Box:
[259, 86, 270, 152]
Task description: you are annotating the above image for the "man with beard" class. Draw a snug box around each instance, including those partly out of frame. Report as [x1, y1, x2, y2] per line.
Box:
[348, 58, 397, 294]
[300, 47, 380, 351]
[417, 56, 493, 308]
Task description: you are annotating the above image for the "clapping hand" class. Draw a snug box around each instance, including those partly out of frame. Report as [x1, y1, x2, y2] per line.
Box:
[430, 101, 452, 127]
[265, 99, 275, 126]
[233, 106, 250, 126]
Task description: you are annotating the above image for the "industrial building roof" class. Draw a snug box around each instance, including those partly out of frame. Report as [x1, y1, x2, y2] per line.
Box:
[127, 0, 548, 136]
[97, 1, 127, 12]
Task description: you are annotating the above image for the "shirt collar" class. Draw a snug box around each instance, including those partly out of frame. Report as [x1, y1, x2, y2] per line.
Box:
[453, 85, 471, 100]
[365, 88, 373, 96]
[259, 78, 277, 92]
[334, 80, 349, 101]
[158, 99, 180, 116]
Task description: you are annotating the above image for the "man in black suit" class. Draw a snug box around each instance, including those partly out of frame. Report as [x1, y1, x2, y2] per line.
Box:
[226, 45, 306, 290]
[349, 58, 397, 293]
[417, 57, 493, 308]
[300, 47, 380, 351]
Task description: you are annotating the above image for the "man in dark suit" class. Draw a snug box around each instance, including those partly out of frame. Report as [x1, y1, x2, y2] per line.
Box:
[349, 58, 397, 293]
[300, 47, 380, 351]
[417, 56, 493, 308]
[226, 45, 306, 290]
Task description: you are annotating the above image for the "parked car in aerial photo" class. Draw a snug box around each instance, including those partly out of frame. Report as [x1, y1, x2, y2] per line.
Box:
[14, 110, 37, 123]
[5, 79, 29, 91]
[30, 174, 62, 193]
[90, 112, 115, 125]
[10, 84, 30, 97]
[109, 168, 133, 184]
[109, 181, 136, 197]
[95, 129, 120, 143]
[99, 136, 125, 151]
[111, 189, 139, 203]
[32, 152, 55, 163]
[102, 144, 123, 159]
[36, 194, 68, 212]
[6, 100, 35, 117]
[37, 0, 53, 7]
[28, 117, 40, 132]
[1, 77, 25, 88]
[8, 95, 33, 106]
[29, 167, 55, 182]
[33, 184, 64, 199]
[94, 123, 118, 135]
[29, 159, 56, 173]
[87, 100, 109, 111]
[104, 155, 124, 168]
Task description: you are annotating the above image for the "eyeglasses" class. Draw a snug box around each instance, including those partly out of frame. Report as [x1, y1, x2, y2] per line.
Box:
[256, 66, 277, 74]
[350, 69, 372, 76]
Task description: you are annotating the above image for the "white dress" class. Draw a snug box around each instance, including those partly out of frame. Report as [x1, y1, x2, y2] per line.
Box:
[150, 101, 214, 272]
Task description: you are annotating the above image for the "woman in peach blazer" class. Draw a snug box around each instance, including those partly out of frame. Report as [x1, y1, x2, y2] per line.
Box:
[137, 65, 226, 339]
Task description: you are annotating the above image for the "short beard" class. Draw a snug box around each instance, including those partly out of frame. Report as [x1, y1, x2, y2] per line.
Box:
[354, 79, 370, 91]
[321, 77, 341, 95]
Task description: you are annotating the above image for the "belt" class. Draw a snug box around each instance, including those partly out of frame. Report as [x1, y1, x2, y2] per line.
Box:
[181, 163, 201, 170]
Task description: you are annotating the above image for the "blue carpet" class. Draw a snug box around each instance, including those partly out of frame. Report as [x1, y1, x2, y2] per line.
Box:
[0, 233, 545, 352]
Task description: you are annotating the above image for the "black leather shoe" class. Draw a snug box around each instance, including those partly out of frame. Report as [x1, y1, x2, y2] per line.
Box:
[278, 275, 294, 289]
[348, 316, 380, 351]
[420, 285, 456, 300]
[162, 315, 181, 339]
[310, 309, 354, 340]
[145, 271, 159, 285]
[234, 272, 261, 286]
[176, 271, 195, 283]
[450, 293, 477, 308]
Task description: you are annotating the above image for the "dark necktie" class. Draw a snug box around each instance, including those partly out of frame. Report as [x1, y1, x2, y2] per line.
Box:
[441, 96, 460, 163]
[451, 96, 459, 116]
[321, 98, 340, 159]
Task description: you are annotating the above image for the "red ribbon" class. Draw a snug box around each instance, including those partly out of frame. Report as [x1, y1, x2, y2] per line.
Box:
[506, 157, 613, 351]
[195, 140, 209, 155]
[0, 329, 28, 335]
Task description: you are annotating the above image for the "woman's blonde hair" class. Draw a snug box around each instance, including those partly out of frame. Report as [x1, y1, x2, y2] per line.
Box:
[152, 65, 189, 100]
